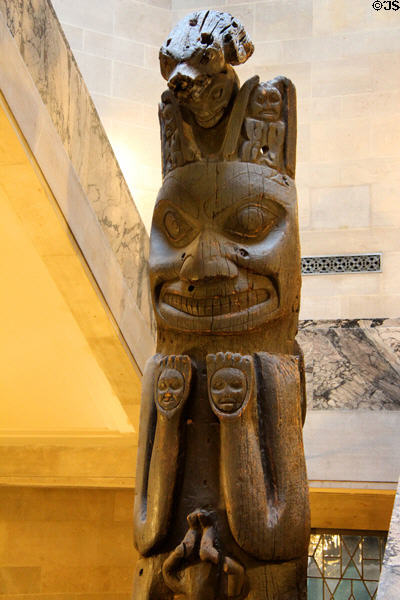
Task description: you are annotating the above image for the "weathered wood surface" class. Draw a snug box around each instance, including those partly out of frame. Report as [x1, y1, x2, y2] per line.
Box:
[132, 10, 310, 600]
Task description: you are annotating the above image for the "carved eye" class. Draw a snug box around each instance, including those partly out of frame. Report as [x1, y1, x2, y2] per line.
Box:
[163, 210, 193, 244]
[212, 377, 225, 391]
[230, 377, 244, 390]
[158, 379, 167, 391]
[212, 87, 224, 100]
[267, 90, 281, 104]
[256, 90, 267, 104]
[225, 204, 279, 240]
[170, 377, 182, 390]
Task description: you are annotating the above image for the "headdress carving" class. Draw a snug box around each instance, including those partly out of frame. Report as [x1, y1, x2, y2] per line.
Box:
[159, 10, 296, 180]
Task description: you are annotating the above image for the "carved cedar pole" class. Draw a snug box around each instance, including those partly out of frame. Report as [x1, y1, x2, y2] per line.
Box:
[132, 10, 310, 600]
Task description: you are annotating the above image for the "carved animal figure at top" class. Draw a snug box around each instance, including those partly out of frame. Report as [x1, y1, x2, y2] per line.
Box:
[159, 11, 253, 129]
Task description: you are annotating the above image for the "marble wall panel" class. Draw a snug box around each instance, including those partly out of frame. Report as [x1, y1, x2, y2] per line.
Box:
[0, 0, 155, 341]
[298, 318, 400, 410]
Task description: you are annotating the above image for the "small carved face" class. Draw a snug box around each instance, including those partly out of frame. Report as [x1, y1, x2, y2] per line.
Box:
[182, 69, 236, 128]
[210, 367, 246, 413]
[157, 368, 184, 410]
[249, 84, 282, 122]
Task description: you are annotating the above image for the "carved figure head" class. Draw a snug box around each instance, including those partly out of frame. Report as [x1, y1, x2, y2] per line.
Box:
[210, 367, 246, 413]
[249, 83, 282, 122]
[149, 161, 300, 341]
[156, 367, 185, 410]
[159, 11, 253, 128]
[180, 67, 237, 129]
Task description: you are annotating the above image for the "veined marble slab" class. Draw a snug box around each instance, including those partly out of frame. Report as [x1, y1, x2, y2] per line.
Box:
[377, 478, 400, 599]
[298, 318, 400, 411]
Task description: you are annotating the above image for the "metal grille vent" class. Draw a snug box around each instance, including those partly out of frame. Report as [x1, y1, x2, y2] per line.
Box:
[301, 253, 381, 275]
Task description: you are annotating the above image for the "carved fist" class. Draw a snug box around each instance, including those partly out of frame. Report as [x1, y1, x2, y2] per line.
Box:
[155, 355, 192, 416]
[206, 352, 255, 417]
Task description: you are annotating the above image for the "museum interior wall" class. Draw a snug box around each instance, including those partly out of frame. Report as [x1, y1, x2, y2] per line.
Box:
[52, 0, 400, 320]
[0, 0, 399, 597]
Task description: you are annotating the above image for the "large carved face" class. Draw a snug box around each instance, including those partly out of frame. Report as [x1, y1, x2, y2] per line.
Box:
[150, 161, 300, 335]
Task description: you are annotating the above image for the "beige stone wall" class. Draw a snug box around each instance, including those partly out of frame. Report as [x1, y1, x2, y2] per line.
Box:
[53, 0, 400, 320]
[0, 486, 137, 598]
[52, 0, 172, 231]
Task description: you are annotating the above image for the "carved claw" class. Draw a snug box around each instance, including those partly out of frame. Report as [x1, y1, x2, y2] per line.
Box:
[206, 352, 255, 417]
[198, 512, 219, 565]
[155, 354, 192, 417]
[162, 543, 185, 590]
[163, 509, 245, 598]
[223, 556, 245, 597]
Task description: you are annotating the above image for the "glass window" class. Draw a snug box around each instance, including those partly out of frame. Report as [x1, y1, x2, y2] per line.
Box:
[307, 531, 386, 599]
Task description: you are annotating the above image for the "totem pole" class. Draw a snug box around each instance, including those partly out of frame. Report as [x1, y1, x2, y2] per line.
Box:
[133, 11, 310, 600]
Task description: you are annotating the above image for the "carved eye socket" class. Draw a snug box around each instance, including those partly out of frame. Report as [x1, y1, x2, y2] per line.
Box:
[225, 204, 279, 240]
[212, 87, 224, 100]
[267, 90, 281, 104]
[212, 378, 225, 391]
[163, 210, 193, 244]
[158, 379, 167, 391]
[170, 377, 182, 390]
[230, 377, 244, 390]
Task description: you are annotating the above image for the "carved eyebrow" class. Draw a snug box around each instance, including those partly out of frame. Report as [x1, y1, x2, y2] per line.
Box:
[209, 194, 282, 220]
[155, 197, 201, 228]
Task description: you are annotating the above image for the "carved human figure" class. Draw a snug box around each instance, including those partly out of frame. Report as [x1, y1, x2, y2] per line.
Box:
[241, 82, 285, 170]
[132, 9, 309, 600]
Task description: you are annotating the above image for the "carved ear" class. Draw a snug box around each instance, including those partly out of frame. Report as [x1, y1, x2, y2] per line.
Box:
[269, 76, 297, 179]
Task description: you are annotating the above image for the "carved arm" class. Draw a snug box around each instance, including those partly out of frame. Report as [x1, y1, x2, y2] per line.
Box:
[134, 354, 192, 555]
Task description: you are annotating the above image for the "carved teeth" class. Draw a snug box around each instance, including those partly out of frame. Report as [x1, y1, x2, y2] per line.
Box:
[162, 289, 270, 316]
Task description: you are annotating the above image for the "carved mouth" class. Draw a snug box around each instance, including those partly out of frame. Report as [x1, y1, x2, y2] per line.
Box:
[158, 277, 279, 333]
[218, 401, 236, 411]
[160, 398, 177, 409]
[260, 110, 279, 120]
[194, 108, 225, 128]
[163, 288, 269, 317]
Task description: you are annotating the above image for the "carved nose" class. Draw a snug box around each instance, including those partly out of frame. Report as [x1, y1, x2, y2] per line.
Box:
[180, 233, 238, 283]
